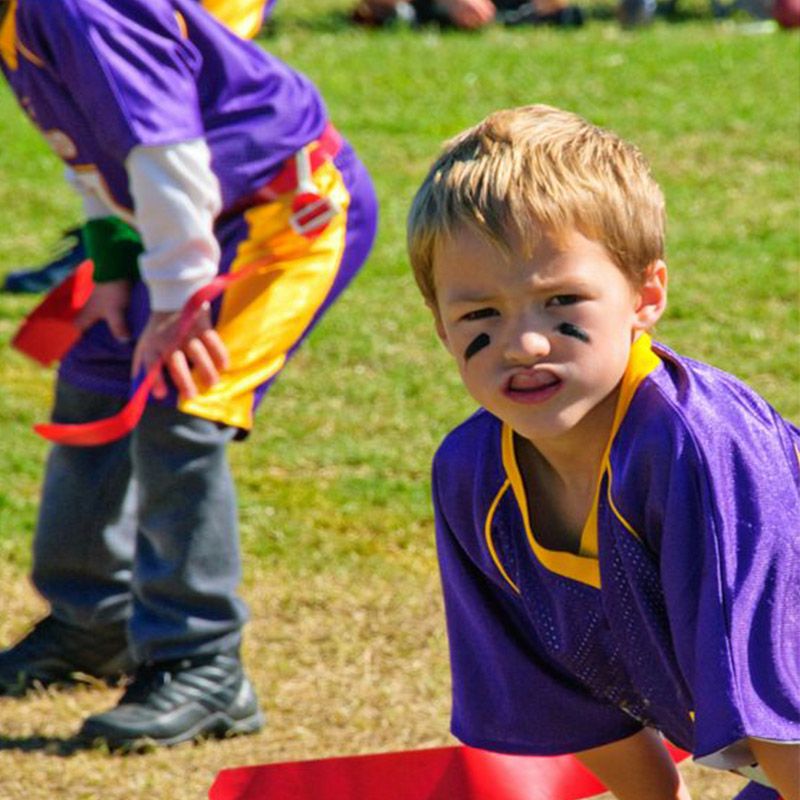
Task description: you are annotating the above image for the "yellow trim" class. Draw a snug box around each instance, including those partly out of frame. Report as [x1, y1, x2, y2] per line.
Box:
[580, 494, 601, 558]
[484, 479, 520, 594]
[174, 11, 188, 39]
[501, 333, 661, 589]
[179, 159, 349, 429]
[503, 424, 602, 589]
[606, 462, 642, 541]
[0, 0, 18, 70]
[201, 0, 267, 39]
[16, 36, 42, 67]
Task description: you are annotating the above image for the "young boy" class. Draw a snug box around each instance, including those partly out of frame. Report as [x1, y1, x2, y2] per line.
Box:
[407, 105, 799, 800]
[0, 0, 377, 749]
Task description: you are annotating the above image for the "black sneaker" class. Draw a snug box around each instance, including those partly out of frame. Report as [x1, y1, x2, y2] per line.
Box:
[0, 615, 134, 696]
[78, 651, 265, 750]
[2, 227, 86, 294]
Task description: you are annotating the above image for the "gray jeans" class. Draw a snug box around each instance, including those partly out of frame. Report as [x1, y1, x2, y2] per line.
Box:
[32, 380, 247, 663]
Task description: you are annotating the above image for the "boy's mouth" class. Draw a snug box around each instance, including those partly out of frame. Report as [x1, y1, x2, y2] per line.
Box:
[503, 370, 562, 403]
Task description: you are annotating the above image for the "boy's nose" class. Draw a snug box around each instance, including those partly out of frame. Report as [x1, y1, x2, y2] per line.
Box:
[503, 324, 551, 364]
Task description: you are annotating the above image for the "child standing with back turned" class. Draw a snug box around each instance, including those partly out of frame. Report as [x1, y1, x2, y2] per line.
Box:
[406, 105, 799, 800]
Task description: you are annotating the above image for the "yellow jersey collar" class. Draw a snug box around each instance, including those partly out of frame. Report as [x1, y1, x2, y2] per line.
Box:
[500, 333, 661, 589]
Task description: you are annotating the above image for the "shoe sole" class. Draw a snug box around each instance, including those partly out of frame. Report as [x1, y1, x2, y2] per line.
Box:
[82, 708, 266, 752]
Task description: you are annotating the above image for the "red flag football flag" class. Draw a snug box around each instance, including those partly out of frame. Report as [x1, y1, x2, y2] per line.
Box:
[209, 744, 691, 800]
[11, 259, 95, 366]
[12, 256, 275, 446]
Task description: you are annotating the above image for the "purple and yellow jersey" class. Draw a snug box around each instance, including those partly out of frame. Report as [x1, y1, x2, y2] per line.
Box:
[0, 0, 326, 217]
[0, 0, 378, 431]
[433, 334, 800, 767]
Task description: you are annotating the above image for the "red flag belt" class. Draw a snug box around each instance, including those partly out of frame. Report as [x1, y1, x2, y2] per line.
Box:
[208, 743, 690, 800]
[13, 255, 274, 447]
[220, 123, 342, 219]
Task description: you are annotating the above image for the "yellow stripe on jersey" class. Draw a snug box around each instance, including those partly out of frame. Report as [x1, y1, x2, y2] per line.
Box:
[606, 462, 643, 542]
[178, 159, 350, 430]
[174, 11, 189, 39]
[484, 478, 521, 594]
[1, 0, 45, 70]
[16, 36, 42, 67]
[0, 0, 18, 70]
[201, 0, 268, 39]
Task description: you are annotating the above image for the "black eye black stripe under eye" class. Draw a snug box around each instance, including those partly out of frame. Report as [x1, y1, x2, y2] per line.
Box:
[555, 322, 590, 343]
[464, 332, 490, 361]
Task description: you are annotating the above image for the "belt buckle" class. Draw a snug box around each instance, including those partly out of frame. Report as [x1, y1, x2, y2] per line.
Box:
[290, 147, 340, 239]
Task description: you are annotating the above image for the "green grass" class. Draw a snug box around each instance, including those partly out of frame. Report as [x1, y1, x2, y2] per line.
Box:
[0, 4, 798, 798]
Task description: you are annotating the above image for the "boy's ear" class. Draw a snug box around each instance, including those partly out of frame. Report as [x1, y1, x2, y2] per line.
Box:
[634, 259, 668, 331]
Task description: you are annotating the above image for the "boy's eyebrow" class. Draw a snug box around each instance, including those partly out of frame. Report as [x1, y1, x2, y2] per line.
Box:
[520, 270, 595, 292]
[440, 290, 500, 306]
[441, 276, 593, 307]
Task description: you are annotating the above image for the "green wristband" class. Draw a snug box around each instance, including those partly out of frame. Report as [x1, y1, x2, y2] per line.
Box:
[82, 217, 143, 283]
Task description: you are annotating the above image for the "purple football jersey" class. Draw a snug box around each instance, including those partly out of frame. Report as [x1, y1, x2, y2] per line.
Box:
[0, 0, 327, 213]
[1, 0, 335, 399]
[433, 334, 800, 769]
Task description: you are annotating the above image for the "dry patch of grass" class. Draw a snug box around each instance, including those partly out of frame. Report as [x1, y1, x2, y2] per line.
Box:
[0, 558, 454, 800]
[0, 560, 749, 800]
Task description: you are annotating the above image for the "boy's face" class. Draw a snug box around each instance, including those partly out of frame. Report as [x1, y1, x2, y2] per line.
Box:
[432, 225, 666, 450]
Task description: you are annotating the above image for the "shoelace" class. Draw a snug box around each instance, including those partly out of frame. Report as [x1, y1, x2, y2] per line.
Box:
[120, 654, 241, 707]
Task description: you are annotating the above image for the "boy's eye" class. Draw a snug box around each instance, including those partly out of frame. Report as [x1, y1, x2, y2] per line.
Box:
[461, 308, 498, 322]
[547, 294, 580, 307]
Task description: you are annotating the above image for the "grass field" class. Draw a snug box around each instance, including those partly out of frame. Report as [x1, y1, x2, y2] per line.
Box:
[0, 2, 798, 798]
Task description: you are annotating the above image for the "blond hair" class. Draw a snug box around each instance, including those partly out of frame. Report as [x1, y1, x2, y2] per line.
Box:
[407, 105, 666, 306]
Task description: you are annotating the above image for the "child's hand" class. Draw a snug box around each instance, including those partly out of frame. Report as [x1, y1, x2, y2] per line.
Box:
[131, 304, 228, 400]
[75, 279, 132, 342]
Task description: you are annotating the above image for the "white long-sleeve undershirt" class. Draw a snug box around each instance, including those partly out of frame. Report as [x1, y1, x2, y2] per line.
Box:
[67, 139, 222, 312]
[127, 140, 222, 311]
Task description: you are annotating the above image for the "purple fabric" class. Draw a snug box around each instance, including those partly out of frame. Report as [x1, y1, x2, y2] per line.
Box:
[433, 340, 800, 765]
[4, 0, 327, 211]
[262, 0, 278, 21]
[732, 782, 781, 800]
